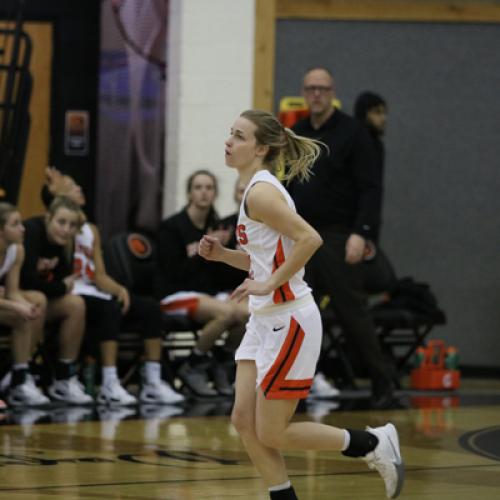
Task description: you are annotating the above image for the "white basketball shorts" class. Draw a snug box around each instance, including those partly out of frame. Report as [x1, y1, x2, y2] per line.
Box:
[235, 295, 322, 400]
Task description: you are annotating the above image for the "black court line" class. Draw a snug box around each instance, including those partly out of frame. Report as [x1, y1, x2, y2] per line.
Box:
[0, 463, 499, 492]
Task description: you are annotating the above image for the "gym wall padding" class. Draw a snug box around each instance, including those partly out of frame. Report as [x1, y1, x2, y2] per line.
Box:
[274, 19, 500, 367]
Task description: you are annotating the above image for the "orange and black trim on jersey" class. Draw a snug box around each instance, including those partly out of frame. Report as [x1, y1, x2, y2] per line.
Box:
[272, 238, 295, 304]
[260, 317, 313, 400]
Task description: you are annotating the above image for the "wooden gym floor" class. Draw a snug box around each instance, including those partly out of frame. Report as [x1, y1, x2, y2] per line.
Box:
[0, 380, 500, 499]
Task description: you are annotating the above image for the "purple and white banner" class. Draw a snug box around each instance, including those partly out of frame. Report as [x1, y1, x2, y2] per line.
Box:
[96, 0, 168, 239]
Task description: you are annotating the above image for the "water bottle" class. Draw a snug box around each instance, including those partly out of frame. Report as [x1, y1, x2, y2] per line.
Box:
[445, 346, 459, 370]
[82, 356, 96, 397]
[413, 347, 426, 368]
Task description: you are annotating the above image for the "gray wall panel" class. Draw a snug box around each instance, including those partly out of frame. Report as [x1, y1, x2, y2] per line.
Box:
[275, 20, 500, 366]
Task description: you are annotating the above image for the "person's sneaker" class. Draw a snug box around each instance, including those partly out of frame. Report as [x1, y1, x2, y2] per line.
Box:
[97, 380, 137, 406]
[8, 381, 50, 407]
[0, 371, 11, 394]
[177, 362, 218, 397]
[308, 373, 341, 399]
[364, 423, 405, 499]
[139, 380, 185, 404]
[306, 399, 340, 421]
[372, 378, 397, 410]
[48, 376, 94, 405]
[211, 362, 235, 397]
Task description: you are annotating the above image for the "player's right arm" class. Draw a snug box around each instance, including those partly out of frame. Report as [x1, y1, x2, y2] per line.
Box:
[199, 235, 250, 271]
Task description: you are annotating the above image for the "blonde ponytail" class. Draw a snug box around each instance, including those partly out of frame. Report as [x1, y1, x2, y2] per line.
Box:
[240, 109, 324, 184]
[281, 127, 323, 184]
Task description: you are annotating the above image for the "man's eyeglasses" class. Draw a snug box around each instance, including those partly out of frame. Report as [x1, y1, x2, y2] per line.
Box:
[303, 85, 332, 94]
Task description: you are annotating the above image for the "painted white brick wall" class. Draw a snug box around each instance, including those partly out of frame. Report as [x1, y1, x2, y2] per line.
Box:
[163, 0, 255, 218]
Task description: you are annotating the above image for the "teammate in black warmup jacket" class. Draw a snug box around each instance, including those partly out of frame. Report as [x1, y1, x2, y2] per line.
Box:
[156, 170, 248, 397]
[21, 197, 92, 405]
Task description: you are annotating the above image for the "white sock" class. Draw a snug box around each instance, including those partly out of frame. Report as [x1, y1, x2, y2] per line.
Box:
[269, 480, 291, 492]
[341, 429, 350, 451]
[102, 366, 118, 385]
[144, 361, 161, 384]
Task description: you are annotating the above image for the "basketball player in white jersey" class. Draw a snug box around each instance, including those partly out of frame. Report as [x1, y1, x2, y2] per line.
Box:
[0, 203, 49, 407]
[199, 110, 404, 499]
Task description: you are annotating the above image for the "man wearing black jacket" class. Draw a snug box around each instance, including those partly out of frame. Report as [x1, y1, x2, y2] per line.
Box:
[288, 67, 396, 408]
[353, 91, 397, 294]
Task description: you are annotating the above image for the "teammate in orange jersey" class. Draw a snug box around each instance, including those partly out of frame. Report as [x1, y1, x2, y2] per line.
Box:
[198, 110, 404, 500]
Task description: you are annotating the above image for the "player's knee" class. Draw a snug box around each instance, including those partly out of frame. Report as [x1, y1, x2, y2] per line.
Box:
[225, 305, 248, 328]
[63, 294, 86, 317]
[10, 314, 26, 328]
[32, 291, 48, 313]
[256, 424, 284, 449]
[234, 307, 249, 326]
[215, 308, 238, 328]
[231, 406, 254, 435]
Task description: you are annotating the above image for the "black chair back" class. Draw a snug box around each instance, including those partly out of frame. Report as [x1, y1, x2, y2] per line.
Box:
[104, 232, 156, 296]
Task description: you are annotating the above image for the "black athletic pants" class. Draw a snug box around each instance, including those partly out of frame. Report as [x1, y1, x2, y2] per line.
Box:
[305, 227, 395, 384]
[82, 294, 162, 344]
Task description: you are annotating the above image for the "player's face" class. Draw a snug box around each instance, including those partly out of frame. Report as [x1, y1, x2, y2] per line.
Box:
[302, 69, 335, 118]
[225, 117, 263, 170]
[188, 174, 217, 210]
[60, 176, 86, 206]
[46, 207, 79, 246]
[366, 104, 387, 135]
[1, 211, 24, 244]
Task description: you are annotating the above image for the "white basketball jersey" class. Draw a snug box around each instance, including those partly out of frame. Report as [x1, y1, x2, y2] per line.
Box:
[0, 244, 17, 283]
[73, 223, 112, 300]
[237, 170, 311, 312]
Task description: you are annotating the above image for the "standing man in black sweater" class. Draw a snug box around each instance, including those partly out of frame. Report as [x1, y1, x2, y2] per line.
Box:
[288, 67, 396, 408]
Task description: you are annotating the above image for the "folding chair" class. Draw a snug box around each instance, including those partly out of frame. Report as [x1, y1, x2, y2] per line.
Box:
[320, 278, 447, 388]
[103, 231, 200, 383]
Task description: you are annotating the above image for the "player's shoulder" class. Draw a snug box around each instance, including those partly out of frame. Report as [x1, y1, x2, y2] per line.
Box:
[246, 178, 286, 208]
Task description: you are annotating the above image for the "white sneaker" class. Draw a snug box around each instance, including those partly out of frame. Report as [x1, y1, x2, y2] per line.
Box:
[48, 376, 94, 405]
[306, 400, 340, 421]
[139, 381, 185, 405]
[0, 371, 12, 393]
[8, 381, 50, 407]
[97, 380, 137, 406]
[364, 423, 405, 499]
[309, 373, 341, 399]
